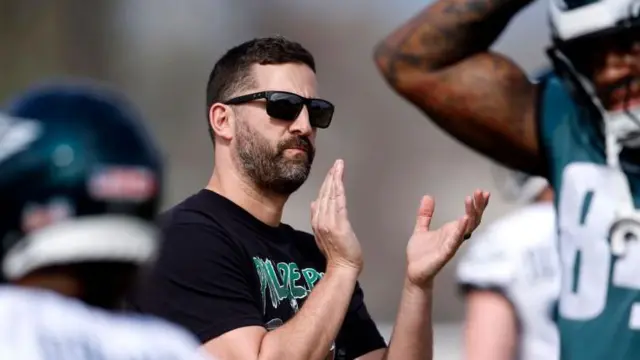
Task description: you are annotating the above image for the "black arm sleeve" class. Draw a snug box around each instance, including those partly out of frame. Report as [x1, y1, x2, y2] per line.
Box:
[336, 282, 387, 358]
[135, 224, 264, 343]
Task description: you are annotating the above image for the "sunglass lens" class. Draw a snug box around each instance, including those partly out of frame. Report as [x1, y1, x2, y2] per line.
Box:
[309, 100, 334, 129]
[266, 93, 304, 121]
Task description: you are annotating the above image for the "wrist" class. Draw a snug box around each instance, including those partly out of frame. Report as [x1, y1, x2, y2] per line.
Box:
[404, 276, 434, 295]
[400, 277, 433, 311]
[326, 261, 361, 279]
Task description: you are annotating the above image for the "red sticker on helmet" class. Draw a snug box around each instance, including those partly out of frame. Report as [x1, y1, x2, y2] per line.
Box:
[89, 166, 156, 202]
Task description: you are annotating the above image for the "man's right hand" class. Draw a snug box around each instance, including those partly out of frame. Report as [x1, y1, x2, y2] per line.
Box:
[201, 160, 363, 360]
[310, 159, 363, 274]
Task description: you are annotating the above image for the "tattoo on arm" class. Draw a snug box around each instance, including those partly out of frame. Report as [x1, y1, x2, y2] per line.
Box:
[375, 0, 532, 85]
[374, 0, 541, 173]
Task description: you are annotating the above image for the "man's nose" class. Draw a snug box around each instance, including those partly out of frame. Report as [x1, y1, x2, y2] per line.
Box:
[289, 106, 313, 136]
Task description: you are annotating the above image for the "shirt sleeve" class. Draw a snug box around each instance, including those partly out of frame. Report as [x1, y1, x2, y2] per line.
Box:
[335, 282, 387, 358]
[134, 223, 264, 343]
[456, 225, 517, 294]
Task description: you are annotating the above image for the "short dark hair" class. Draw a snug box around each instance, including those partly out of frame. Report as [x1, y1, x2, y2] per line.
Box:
[205, 36, 316, 141]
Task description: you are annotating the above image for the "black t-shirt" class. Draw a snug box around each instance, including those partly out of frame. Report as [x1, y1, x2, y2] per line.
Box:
[132, 189, 386, 360]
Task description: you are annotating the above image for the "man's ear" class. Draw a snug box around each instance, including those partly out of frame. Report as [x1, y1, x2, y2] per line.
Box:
[209, 103, 234, 142]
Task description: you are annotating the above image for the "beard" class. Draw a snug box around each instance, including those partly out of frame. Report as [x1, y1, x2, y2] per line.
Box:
[234, 120, 315, 195]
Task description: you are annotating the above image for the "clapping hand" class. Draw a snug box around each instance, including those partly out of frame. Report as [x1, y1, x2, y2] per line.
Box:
[310, 159, 363, 273]
[406, 190, 490, 288]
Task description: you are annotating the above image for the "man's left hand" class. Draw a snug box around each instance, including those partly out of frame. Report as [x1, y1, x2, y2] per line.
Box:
[405, 190, 490, 289]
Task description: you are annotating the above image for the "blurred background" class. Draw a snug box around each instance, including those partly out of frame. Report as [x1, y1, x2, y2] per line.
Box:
[0, 0, 551, 357]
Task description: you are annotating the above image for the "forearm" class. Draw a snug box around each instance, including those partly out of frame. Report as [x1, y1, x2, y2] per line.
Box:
[465, 331, 516, 360]
[258, 266, 359, 360]
[463, 291, 518, 360]
[383, 278, 434, 360]
[374, 0, 533, 76]
[372, 0, 541, 173]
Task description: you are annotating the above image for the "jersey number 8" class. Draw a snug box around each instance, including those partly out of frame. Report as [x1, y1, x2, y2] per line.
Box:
[558, 163, 640, 330]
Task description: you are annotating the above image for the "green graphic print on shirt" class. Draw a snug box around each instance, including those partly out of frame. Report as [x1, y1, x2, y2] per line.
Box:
[252, 256, 324, 315]
[252, 257, 339, 360]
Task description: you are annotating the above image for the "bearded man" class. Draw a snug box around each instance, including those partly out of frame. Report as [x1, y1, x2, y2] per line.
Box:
[133, 36, 489, 360]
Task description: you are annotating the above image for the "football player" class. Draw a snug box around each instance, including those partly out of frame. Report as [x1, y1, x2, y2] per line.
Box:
[0, 82, 211, 360]
[457, 167, 559, 360]
[373, 0, 640, 358]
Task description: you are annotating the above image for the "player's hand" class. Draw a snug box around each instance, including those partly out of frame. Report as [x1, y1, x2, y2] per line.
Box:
[311, 159, 363, 273]
[405, 191, 490, 288]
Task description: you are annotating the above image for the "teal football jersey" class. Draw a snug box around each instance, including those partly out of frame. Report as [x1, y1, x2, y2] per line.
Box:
[539, 74, 640, 360]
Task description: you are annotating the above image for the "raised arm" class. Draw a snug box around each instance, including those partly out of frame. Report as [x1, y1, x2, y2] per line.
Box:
[373, 0, 545, 174]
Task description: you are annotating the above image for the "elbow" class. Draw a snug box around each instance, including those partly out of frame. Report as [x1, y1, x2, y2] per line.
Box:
[371, 42, 422, 98]
[372, 41, 397, 86]
[258, 351, 310, 360]
[372, 42, 386, 72]
[257, 336, 312, 360]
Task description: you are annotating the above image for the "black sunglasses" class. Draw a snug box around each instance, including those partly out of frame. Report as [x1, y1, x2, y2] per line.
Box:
[223, 91, 334, 129]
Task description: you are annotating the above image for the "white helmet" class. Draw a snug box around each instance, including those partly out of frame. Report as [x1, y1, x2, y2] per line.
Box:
[548, 0, 640, 165]
[491, 164, 550, 204]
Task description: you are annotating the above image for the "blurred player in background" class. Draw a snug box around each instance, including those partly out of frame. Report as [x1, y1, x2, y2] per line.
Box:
[0, 83, 210, 360]
[457, 168, 559, 360]
[374, 0, 640, 357]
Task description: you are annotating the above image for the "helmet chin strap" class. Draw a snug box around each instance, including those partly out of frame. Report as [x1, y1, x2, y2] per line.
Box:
[597, 106, 639, 256]
[595, 98, 624, 169]
[597, 93, 640, 256]
[593, 88, 640, 256]
[555, 50, 640, 255]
